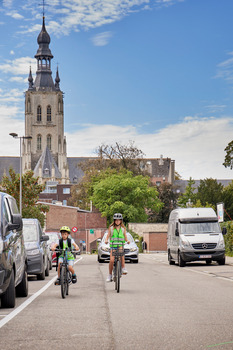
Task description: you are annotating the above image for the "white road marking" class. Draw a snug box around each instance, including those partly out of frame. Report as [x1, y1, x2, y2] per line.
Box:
[0, 256, 83, 329]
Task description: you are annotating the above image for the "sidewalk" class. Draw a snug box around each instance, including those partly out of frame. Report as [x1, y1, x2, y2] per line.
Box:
[226, 255, 233, 265]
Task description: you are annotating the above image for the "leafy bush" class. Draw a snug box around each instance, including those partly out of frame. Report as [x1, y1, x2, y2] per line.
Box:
[220, 221, 233, 256]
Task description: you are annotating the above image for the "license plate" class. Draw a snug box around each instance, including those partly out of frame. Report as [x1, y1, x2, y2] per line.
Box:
[199, 255, 212, 259]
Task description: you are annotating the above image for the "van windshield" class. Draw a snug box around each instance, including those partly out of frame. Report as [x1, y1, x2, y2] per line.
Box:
[180, 222, 220, 234]
[23, 224, 38, 242]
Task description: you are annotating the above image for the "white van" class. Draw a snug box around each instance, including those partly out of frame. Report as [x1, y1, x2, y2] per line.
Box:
[167, 207, 226, 267]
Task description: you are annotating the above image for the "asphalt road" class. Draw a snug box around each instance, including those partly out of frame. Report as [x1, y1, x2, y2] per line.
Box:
[1, 254, 233, 350]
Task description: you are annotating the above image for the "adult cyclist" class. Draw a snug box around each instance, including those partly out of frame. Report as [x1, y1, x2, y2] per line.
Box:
[105, 213, 130, 282]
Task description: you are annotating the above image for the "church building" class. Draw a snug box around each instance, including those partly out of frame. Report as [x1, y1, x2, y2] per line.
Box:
[22, 16, 69, 185]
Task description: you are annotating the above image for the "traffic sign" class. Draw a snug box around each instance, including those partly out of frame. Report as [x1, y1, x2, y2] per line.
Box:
[90, 229, 94, 234]
[72, 226, 78, 233]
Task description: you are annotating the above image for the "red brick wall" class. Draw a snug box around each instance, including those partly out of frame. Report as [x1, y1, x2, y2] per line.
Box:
[143, 232, 167, 252]
[44, 204, 107, 252]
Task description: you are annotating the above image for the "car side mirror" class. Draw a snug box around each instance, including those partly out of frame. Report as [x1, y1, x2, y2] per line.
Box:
[8, 214, 23, 231]
[41, 235, 49, 242]
[222, 227, 227, 235]
[135, 239, 139, 243]
[97, 238, 101, 243]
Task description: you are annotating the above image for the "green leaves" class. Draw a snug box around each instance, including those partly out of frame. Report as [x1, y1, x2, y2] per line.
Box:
[90, 170, 162, 224]
[1, 168, 49, 228]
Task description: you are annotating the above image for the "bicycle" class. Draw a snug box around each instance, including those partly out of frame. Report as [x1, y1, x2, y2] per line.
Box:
[53, 247, 76, 299]
[111, 238, 125, 293]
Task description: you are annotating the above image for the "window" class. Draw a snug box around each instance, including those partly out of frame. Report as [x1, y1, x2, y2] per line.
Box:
[63, 188, 70, 194]
[37, 135, 42, 151]
[37, 105, 41, 122]
[156, 181, 161, 186]
[47, 135, 51, 150]
[47, 105, 51, 122]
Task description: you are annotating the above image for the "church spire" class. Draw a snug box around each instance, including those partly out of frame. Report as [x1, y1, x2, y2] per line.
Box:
[33, 16, 55, 91]
[55, 66, 60, 90]
[28, 66, 34, 90]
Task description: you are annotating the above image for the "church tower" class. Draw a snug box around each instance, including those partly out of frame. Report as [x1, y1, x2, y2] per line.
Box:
[23, 16, 69, 184]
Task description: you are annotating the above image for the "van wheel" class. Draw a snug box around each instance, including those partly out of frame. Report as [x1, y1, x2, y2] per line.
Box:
[16, 265, 28, 297]
[1, 272, 15, 308]
[168, 251, 175, 265]
[178, 252, 186, 267]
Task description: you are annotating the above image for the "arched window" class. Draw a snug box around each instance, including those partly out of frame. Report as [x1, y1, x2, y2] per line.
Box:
[47, 105, 51, 122]
[37, 105, 41, 122]
[37, 135, 42, 151]
[47, 134, 51, 150]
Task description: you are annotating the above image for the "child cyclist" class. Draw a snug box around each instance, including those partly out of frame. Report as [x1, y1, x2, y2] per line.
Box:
[105, 213, 130, 282]
[52, 226, 80, 285]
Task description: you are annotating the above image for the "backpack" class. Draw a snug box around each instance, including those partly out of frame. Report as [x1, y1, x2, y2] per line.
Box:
[59, 237, 72, 249]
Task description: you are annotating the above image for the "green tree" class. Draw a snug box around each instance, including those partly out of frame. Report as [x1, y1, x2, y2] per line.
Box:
[196, 178, 223, 211]
[222, 181, 233, 220]
[223, 140, 233, 169]
[90, 170, 163, 224]
[178, 177, 197, 208]
[68, 141, 148, 209]
[148, 182, 179, 223]
[1, 168, 49, 228]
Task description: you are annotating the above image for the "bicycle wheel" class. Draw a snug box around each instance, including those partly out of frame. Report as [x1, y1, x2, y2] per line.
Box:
[66, 271, 71, 295]
[116, 260, 121, 293]
[60, 266, 67, 298]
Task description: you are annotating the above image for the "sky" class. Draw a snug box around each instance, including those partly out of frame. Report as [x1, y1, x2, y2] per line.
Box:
[1, 0, 233, 180]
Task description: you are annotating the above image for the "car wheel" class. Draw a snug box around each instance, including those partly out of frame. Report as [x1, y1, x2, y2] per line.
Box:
[49, 258, 52, 270]
[178, 251, 186, 267]
[133, 259, 138, 263]
[45, 258, 49, 277]
[16, 265, 28, 297]
[218, 257, 225, 265]
[1, 271, 15, 308]
[168, 251, 175, 265]
[206, 259, 212, 265]
[37, 263, 45, 280]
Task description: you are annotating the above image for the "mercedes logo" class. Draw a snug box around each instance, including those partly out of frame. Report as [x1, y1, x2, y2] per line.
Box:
[202, 243, 208, 249]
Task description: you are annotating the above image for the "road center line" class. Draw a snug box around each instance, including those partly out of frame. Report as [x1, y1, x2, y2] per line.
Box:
[0, 256, 83, 329]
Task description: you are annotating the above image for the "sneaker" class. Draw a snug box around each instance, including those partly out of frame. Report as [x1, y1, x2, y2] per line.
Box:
[72, 274, 77, 283]
[122, 268, 128, 275]
[54, 278, 60, 285]
[106, 274, 112, 282]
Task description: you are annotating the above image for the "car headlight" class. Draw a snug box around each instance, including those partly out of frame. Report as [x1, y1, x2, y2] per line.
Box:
[28, 249, 40, 255]
[101, 246, 110, 252]
[180, 239, 191, 249]
[130, 247, 137, 252]
[217, 239, 225, 249]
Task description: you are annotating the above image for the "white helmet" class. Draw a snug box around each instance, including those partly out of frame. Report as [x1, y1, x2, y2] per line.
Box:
[113, 213, 123, 220]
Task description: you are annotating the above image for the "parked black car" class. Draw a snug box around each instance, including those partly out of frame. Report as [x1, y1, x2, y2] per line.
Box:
[22, 218, 49, 280]
[0, 192, 28, 308]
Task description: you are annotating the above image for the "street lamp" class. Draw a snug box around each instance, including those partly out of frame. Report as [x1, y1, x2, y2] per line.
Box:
[9, 133, 32, 215]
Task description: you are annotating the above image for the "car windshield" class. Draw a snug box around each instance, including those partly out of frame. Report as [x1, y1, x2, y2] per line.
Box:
[180, 222, 220, 234]
[47, 233, 59, 244]
[23, 224, 38, 242]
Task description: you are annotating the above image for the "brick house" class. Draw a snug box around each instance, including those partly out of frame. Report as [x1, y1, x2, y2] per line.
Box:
[42, 202, 107, 252]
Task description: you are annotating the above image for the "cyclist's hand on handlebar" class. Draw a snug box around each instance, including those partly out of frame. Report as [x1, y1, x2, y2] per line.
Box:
[127, 240, 130, 244]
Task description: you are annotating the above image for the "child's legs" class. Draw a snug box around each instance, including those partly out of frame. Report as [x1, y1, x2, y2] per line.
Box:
[121, 255, 125, 268]
[57, 262, 61, 277]
[109, 251, 114, 274]
[68, 260, 75, 275]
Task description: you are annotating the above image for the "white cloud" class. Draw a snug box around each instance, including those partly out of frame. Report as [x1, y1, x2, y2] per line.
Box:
[6, 11, 24, 19]
[65, 116, 233, 180]
[91, 31, 113, 46]
[0, 56, 36, 76]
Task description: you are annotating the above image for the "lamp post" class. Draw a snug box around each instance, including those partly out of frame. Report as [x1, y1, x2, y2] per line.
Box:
[9, 133, 32, 215]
